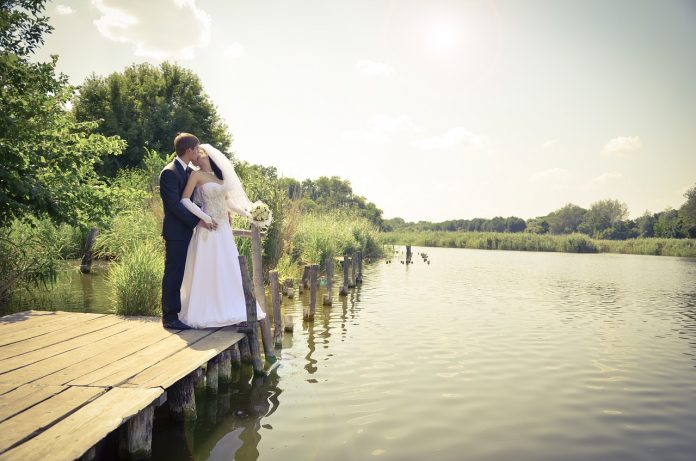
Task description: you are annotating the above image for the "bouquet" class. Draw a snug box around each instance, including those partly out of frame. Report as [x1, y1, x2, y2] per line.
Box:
[249, 201, 273, 229]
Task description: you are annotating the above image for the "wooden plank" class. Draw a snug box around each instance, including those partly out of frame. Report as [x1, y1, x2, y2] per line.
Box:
[0, 387, 162, 461]
[0, 384, 66, 423]
[0, 386, 104, 454]
[0, 313, 107, 347]
[0, 319, 164, 386]
[67, 328, 214, 387]
[0, 311, 76, 330]
[0, 319, 131, 373]
[122, 328, 244, 389]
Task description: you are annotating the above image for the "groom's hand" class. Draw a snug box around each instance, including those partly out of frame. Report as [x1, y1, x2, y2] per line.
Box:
[198, 219, 218, 231]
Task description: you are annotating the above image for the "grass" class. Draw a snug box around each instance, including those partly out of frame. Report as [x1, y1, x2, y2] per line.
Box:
[381, 230, 696, 257]
[107, 239, 163, 316]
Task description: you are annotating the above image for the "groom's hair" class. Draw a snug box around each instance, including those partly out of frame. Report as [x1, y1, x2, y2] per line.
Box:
[174, 133, 200, 157]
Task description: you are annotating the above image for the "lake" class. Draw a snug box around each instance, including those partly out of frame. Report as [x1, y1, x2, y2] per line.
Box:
[4, 247, 696, 460]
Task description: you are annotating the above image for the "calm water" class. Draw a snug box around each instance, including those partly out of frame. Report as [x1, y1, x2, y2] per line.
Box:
[5, 248, 696, 460]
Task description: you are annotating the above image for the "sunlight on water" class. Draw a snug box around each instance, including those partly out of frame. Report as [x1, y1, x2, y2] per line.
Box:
[151, 247, 696, 461]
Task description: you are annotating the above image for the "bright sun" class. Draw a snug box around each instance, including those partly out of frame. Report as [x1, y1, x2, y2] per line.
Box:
[426, 22, 460, 54]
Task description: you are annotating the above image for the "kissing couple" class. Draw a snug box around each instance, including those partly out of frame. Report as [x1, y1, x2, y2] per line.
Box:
[159, 132, 266, 330]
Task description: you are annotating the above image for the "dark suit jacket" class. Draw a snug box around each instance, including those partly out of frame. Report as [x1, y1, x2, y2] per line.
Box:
[159, 159, 199, 241]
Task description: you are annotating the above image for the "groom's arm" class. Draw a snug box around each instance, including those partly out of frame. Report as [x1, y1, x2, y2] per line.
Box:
[160, 170, 200, 229]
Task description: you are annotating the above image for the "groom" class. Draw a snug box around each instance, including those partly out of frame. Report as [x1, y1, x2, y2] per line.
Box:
[159, 133, 216, 329]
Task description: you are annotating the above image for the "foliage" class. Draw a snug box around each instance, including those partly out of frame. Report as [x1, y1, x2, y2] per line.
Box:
[680, 185, 696, 237]
[107, 239, 163, 316]
[547, 203, 586, 234]
[0, 1, 126, 229]
[72, 62, 232, 176]
[381, 230, 696, 257]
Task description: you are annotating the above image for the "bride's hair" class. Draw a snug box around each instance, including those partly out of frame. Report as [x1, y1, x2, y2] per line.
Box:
[209, 157, 224, 181]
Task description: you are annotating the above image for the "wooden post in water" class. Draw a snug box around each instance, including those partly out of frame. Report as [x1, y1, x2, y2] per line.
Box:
[206, 355, 220, 394]
[118, 404, 154, 460]
[238, 256, 265, 376]
[251, 224, 275, 362]
[219, 350, 232, 385]
[284, 278, 295, 298]
[229, 344, 241, 369]
[349, 252, 357, 288]
[169, 372, 197, 421]
[305, 264, 318, 321]
[406, 245, 412, 264]
[356, 251, 363, 284]
[339, 254, 349, 296]
[238, 337, 252, 364]
[269, 270, 283, 347]
[323, 257, 333, 306]
[301, 265, 310, 289]
[80, 228, 99, 274]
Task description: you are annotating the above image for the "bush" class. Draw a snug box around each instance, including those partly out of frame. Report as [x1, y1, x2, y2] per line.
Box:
[107, 239, 163, 316]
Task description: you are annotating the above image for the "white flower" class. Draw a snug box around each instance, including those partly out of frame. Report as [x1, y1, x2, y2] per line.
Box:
[249, 201, 272, 229]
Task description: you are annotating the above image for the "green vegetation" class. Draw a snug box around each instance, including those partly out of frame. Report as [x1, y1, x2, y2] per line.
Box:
[381, 231, 696, 257]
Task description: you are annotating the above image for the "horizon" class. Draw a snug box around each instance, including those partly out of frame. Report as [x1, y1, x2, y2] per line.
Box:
[35, 0, 696, 222]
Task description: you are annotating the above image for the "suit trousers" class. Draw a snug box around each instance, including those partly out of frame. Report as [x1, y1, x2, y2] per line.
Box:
[161, 238, 190, 323]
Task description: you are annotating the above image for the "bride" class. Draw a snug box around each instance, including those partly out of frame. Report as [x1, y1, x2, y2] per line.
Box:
[178, 144, 266, 328]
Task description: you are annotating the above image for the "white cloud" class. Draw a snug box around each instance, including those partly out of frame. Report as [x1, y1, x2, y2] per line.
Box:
[590, 172, 622, 185]
[542, 139, 557, 149]
[92, 0, 211, 60]
[530, 167, 569, 182]
[224, 42, 245, 58]
[412, 127, 488, 151]
[56, 5, 74, 15]
[356, 60, 393, 78]
[601, 136, 642, 157]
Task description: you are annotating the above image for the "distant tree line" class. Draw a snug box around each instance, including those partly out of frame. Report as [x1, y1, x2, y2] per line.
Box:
[384, 192, 696, 240]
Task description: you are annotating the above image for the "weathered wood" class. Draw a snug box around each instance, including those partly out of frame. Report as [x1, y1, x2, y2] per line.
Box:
[301, 265, 310, 288]
[169, 373, 197, 422]
[229, 344, 241, 368]
[218, 350, 232, 385]
[0, 384, 65, 423]
[238, 256, 265, 376]
[0, 387, 162, 461]
[339, 254, 349, 296]
[193, 366, 206, 394]
[250, 224, 275, 361]
[323, 258, 333, 306]
[349, 252, 357, 288]
[305, 264, 318, 321]
[0, 313, 107, 347]
[118, 405, 154, 460]
[79, 228, 99, 274]
[283, 315, 294, 333]
[205, 355, 220, 394]
[0, 386, 104, 452]
[269, 271, 283, 347]
[238, 336, 252, 364]
[283, 278, 293, 296]
[406, 245, 412, 264]
[356, 251, 363, 283]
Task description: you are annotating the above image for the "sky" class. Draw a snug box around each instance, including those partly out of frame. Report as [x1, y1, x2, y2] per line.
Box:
[35, 0, 696, 222]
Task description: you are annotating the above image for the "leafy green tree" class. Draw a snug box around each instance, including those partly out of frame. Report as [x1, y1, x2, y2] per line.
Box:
[72, 62, 232, 176]
[679, 184, 696, 237]
[636, 211, 656, 238]
[548, 203, 586, 234]
[0, 0, 126, 228]
[654, 209, 684, 238]
[580, 199, 628, 237]
[525, 217, 550, 234]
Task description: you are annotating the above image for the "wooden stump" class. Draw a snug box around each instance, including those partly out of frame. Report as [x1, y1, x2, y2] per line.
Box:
[286, 287, 295, 298]
[301, 265, 310, 288]
[229, 344, 242, 369]
[193, 366, 206, 394]
[269, 271, 283, 347]
[118, 405, 154, 460]
[283, 278, 293, 296]
[339, 254, 349, 296]
[238, 336, 252, 364]
[206, 355, 220, 394]
[356, 251, 363, 283]
[219, 349, 232, 385]
[80, 228, 100, 274]
[239, 256, 266, 376]
[169, 373, 197, 421]
[283, 314, 294, 333]
[251, 224, 275, 362]
[305, 264, 318, 321]
[406, 245, 412, 264]
[323, 257, 333, 306]
[349, 252, 357, 288]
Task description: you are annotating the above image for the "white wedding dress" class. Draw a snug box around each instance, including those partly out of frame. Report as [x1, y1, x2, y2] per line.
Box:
[179, 182, 266, 328]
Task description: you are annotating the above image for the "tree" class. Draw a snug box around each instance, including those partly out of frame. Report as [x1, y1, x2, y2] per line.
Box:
[0, 0, 125, 228]
[654, 209, 684, 238]
[580, 199, 628, 237]
[72, 62, 232, 176]
[636, 211, 656, 238]
[679, 184, 696, 237]
[548, 203, 586, 234]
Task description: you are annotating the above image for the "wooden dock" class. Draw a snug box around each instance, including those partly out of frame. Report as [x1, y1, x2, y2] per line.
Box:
[0, 310, 245, 460]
